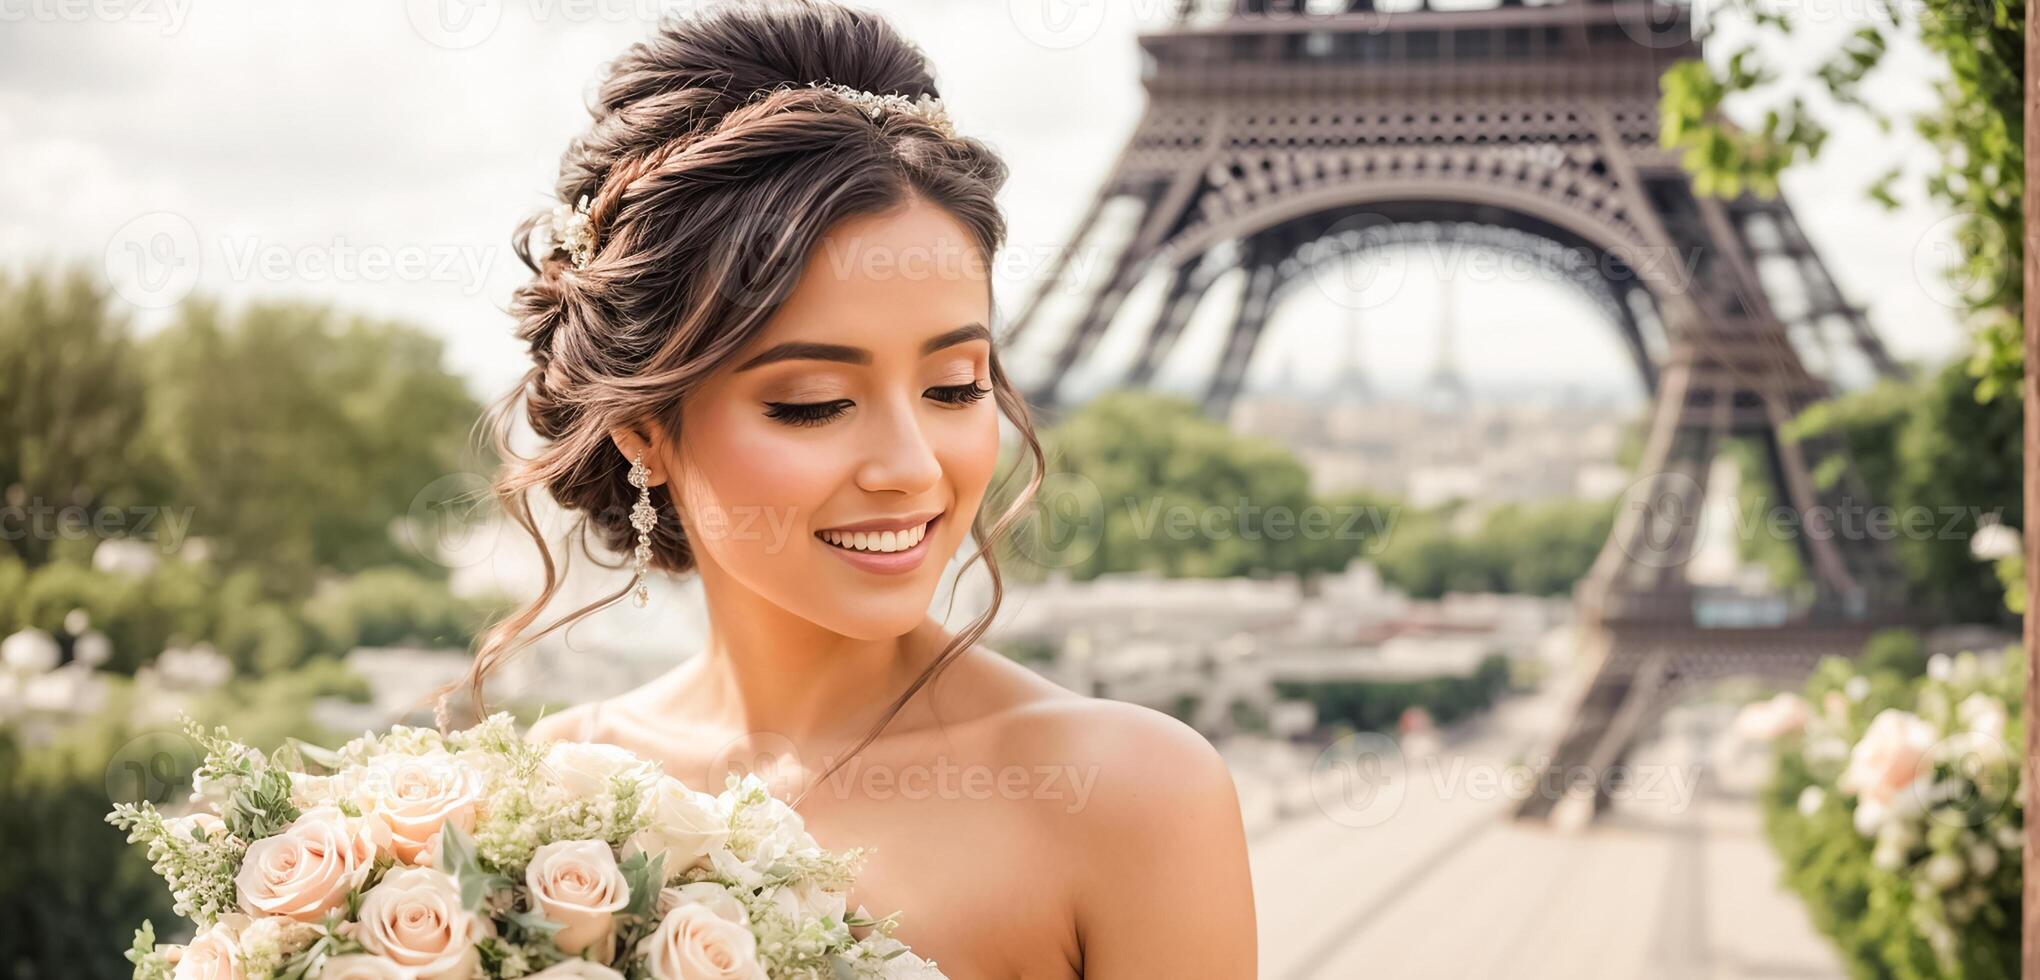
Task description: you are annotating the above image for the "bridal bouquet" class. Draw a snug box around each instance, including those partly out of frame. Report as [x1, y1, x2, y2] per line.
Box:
[105, 712, 945, 980]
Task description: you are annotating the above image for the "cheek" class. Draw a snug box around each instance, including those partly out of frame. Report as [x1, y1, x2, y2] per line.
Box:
[674, 407, 840, 556]
[936, 406, 1002, 512]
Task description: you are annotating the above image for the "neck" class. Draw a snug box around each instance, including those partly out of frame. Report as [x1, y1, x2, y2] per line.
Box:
[663, 563, 943, 749]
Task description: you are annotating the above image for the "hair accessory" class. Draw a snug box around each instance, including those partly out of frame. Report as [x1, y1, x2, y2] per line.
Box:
[627, 448, 656, 608]
[804, 80, 957, 140]
[547, 194, 596, 270]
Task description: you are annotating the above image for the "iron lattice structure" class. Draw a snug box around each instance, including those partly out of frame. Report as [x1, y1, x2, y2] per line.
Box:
[1000, 0, 1916, 820]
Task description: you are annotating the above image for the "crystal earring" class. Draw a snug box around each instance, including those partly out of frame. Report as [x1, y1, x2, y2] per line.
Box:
[628, 448, 656, 608]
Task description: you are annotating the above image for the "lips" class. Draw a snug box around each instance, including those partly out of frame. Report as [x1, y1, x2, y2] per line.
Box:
[813, 512, 944, 576]
[816, 517, 934, 554]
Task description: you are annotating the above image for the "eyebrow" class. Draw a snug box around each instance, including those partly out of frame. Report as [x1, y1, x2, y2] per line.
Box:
[732, 322, 991, 372]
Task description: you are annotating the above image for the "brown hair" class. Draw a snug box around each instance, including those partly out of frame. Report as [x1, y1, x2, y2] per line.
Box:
[440, 0, 1045, 804]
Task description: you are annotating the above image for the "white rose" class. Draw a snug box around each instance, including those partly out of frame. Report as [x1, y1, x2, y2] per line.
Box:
[627, 777, 729, 876]
[639, 902, 766, 980]
[878, 950, 946, 980]
[527, 962, 628, 979]
[315, 955, 409, 980]
[527, 840, 630, 960]
[767, 879, 846, 926]
[354, 867, 491, 980]
[1839, 710, 1935, 814]
[356, 751, 484, 865]
[236, 806, 388, 921]
[656, 882, 748, 923]
[174, 918, 245, 980]
[544, 742, 657, 798]
[167, 811, 225, 842]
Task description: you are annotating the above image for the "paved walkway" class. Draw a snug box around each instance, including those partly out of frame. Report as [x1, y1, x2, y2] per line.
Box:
[1244, 681, 1845, 979]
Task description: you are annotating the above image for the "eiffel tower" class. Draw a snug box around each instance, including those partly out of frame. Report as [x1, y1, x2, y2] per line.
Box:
[999, 0, 1915, 820]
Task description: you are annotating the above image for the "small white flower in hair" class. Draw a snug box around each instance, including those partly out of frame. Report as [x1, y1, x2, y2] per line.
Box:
[805, 80, 957, 140]
[548, 193, 596, 269]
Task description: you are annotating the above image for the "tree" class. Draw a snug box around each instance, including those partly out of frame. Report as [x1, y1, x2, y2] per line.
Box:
[1011, 391, 1363, 580]
[1659, 0, 2024, 401]
[0, 266, 166, 567]
[140, 298, 484, 598]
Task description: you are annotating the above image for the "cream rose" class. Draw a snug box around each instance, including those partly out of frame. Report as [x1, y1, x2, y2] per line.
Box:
[173, 918, 245, 980]
[167, 810, 226, 842]
[356, 750, 483, 864]
[1840, 709, 1936, 832]
[543, 741, 656, 798]
[527, 840, 630, 959]
[767, 879, 845, 927]
[354, 867, 491, 980]
[314, 954, 409, 980]
[639, 899, 766, 980]
[626, 777, 729, 876]
[527, 962, 628, 979]
[235, 806, 386, 921]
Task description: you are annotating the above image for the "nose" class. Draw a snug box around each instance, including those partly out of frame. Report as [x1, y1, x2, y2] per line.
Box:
[855, 396, 943, 496]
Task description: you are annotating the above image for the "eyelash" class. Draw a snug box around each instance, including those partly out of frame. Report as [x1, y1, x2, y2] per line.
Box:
[764, 381, 991, 428]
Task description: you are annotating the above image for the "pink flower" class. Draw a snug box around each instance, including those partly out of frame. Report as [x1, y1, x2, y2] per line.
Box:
[1733, 693, 1810, 742]
[354, 867, 491, 980]
[355, 751, 483, 865]
[172, 918, 244, 980]
[640, 900, 767, 980]
[1839, 709, 1937, 831]
[235, 806, 386, 921]
[527, 840, 630, 960]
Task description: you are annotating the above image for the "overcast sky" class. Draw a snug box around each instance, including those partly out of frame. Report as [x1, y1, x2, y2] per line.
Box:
[1, 0, 1965, 409]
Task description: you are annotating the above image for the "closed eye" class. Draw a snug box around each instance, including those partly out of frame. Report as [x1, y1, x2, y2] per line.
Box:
[763, 399, 852, 427]
[928, 381, 991, 406]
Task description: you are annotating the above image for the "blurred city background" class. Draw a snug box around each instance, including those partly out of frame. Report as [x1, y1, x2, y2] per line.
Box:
[0, 0, 2025, 978]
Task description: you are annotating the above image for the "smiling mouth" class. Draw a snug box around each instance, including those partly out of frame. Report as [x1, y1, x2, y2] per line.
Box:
[815, 516, 938, 554]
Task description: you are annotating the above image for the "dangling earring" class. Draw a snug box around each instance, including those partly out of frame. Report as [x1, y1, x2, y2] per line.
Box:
[628, 448, 655, 608]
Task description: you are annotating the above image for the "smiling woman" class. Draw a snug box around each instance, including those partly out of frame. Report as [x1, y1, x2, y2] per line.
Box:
[447, 0, 1257, 976]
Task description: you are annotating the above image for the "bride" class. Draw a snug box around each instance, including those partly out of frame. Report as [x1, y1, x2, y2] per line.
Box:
[461, 1, 1257, 975]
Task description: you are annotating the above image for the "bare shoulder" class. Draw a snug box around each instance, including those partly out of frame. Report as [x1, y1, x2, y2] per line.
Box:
[973, 664, 1258, 974]
[523, 702, 595, 745]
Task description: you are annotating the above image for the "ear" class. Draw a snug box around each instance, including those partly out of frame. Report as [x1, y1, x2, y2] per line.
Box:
[607, 425, 668, 487]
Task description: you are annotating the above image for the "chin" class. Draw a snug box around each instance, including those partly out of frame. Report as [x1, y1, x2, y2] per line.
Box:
[812, 595, 934, 641]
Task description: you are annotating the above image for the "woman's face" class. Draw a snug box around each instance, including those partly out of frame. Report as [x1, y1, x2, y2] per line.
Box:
[651, 196, 1000, 639]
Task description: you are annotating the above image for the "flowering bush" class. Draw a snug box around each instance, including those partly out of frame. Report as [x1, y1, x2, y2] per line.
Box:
[1735, 647, 2024, 979]
[105, 713, 945, 979]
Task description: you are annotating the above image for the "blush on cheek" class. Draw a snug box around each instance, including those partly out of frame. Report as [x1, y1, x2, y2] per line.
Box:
[676, 417, 842, 567]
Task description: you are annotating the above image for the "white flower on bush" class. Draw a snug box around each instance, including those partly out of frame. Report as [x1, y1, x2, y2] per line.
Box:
[1796, 786, 1826, 817]
[172, 915, 246, 980]
[1970, 841, 2000, 876]
[641, 887, 767, 980]
[1838, 709, 1936, 834]
[235, 805, 388, 921]
[527, 840, 631, 960]
[526, 962, 628, 979]
[1922, 852, 1966, 891]
[353, 867, 492, 980]
[543, 741, 658, 798]
[627, 776, 729, 875]
[315, 954, 409, 979]
[1734, 693, 1810, 742]
[356, 750, 484, 865]
[1957, 693, 2008, 739]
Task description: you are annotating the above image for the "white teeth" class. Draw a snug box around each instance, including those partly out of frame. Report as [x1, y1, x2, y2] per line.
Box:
[819, 521, 928, 553]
